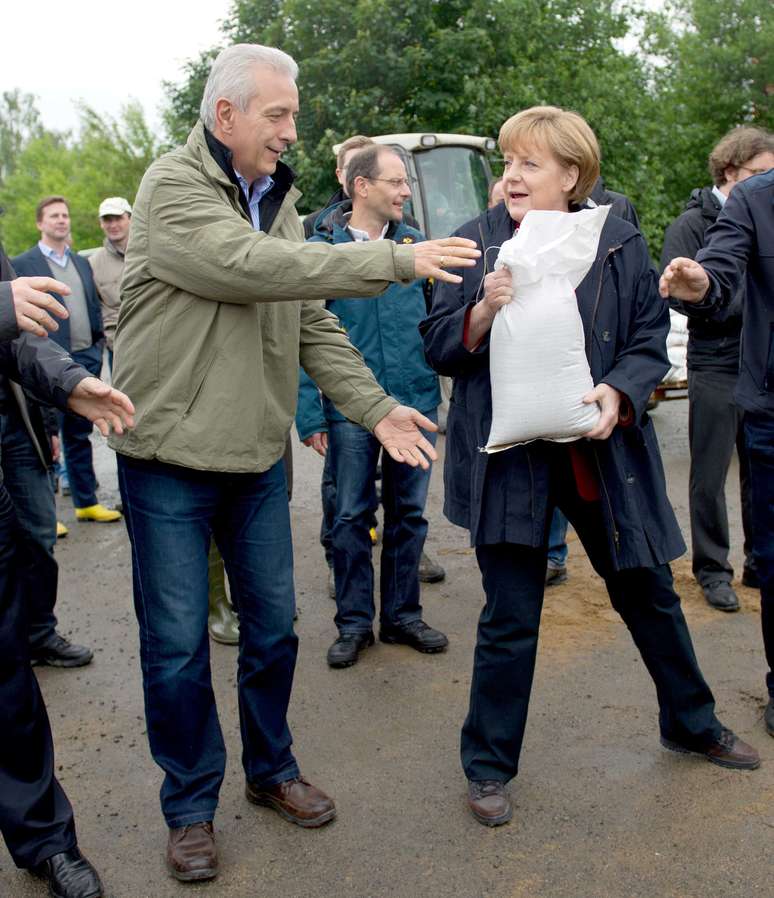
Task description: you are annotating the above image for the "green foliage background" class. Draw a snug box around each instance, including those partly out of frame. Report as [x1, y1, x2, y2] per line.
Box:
[1, 0, 772, 257]
[0, 94, 163, 255]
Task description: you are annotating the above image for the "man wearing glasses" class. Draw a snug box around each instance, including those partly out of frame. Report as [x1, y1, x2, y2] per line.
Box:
[660, 126, 774, 612]
[298, 145, 448, 668]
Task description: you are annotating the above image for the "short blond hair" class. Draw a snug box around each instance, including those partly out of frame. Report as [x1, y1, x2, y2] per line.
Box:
[336, 135, 374, 170]
[498, 106, 600, 204]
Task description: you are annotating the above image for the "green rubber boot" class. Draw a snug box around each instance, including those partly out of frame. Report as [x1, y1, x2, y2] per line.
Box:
[208, 541, 239, 645]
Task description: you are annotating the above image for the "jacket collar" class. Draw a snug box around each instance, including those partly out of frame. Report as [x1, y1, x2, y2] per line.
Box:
[315, 199, 408, 243]
[191, 122, 299, 233]
[102, 237, 125, 258]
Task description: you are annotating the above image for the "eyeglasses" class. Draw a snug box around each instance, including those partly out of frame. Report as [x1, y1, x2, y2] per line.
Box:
[367, 177, 413, 189]
[738, 165, 772, 177]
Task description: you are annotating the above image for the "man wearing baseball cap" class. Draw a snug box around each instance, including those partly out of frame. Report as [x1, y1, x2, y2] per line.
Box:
[89, 197, 132, 372]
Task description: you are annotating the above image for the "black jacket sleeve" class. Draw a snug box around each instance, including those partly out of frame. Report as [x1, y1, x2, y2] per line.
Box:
[0, 284, 19, 344]
[695, 188, 753, 312]
[0, 334, 88, 412]
[420, 221, 492, 377]
[0, 247, 19, 344]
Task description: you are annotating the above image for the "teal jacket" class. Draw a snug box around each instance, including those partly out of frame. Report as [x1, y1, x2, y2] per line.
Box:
[296, 202, 440, 439]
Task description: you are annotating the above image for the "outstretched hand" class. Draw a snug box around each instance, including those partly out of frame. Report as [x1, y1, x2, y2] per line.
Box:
[67, 377, 135, 436]
[659, 257, 710, 303]
[373, 406, 438, 469]
[413, 237, 481, 284]
[12, 277, 70, 337]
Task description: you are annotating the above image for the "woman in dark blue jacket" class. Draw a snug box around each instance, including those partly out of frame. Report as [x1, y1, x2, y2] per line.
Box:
[420, 106, 759, 827]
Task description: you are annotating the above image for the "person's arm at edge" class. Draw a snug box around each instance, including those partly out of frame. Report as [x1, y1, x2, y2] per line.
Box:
[0, 283, 19, 343]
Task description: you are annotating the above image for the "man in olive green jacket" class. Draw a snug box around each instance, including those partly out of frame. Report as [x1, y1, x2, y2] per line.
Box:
[109, 43, 476, 883]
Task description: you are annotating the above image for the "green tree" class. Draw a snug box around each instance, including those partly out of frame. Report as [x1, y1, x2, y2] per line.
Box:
[0, 101, 163, 255]
[164, 0, 656, 232]
[643, 0, 774, 243]
[0, 89, 45, 186]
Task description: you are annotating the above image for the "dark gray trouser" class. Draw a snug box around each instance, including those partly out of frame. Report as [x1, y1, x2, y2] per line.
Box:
[462, 447, 720, 783]
[0, 421, 75, 868]
[687, 368, 755, 587]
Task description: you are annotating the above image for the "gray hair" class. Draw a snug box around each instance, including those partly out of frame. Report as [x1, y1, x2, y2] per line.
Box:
[200, 44, 299, 131]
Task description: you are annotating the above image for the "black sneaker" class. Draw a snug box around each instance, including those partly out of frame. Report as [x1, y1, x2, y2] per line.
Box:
[31, 633, 94, 668]
[326, 632, 374, 668]
[742, 568, 760, 589]
[702, 580, 740, 612]
[418, 551, 446, 583]
[379, 620, 448, 653]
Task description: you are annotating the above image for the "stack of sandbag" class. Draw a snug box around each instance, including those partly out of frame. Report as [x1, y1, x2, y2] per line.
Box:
[663, 310, 688, 384]
[485, 205, 610, 453]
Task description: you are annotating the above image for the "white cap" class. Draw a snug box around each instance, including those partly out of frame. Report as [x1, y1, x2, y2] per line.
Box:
[98, 196, 132, 217]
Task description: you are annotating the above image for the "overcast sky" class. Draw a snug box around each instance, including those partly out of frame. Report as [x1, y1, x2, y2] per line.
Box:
[1, 0, 233, 135]
[3, 1, 662, 138]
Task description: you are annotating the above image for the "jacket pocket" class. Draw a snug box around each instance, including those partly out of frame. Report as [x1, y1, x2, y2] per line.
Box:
[181, 351, 219, 421]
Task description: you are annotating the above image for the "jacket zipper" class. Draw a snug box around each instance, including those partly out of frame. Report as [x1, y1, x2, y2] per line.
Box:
[593, 446, 620, 553]
[586, 244, 623, 358]
[587, 244, 624, 554]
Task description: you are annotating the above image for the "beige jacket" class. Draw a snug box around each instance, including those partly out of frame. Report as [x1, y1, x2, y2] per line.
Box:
[110, 122, 417, 472]
[88, 238, 124, 349]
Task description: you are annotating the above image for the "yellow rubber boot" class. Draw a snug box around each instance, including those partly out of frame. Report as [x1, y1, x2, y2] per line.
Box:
[56, 521, 69, 538]
[208, 541, 239, 645]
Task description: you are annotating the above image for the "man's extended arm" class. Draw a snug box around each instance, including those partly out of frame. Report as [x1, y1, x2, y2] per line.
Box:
[140, 170, 478, 306]
[660, 185, 754, 306]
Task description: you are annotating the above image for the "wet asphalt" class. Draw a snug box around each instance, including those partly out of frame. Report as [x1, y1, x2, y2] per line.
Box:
[1, 397, 772, 898]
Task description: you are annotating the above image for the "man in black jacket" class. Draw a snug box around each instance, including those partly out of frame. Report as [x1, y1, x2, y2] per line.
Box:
[661, 126, 774, 612]
[0, 243, 134, 897]
[0, 245, 134, 894]
[0, 251, 93, 668]
[661, 167, 774, 739]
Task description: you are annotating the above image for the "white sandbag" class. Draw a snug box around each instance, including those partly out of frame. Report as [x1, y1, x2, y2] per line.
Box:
[485, 206, 610, 453]
[663, 309, 688, 383]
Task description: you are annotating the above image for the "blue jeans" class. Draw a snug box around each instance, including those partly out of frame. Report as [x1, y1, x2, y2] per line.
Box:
[328, 413, 437, 634]
[319, 447, 378, 568]
[744, 412, 774, 698]
[118, 455, 299, 827]
[0, 405, 58, 648]
[60, 345, 103, 508]
[320, 449, 336, 568]
[546, 508, 569, 567]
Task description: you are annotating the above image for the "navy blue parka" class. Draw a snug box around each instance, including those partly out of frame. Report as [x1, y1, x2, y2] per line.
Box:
[420, 201, 685, 571]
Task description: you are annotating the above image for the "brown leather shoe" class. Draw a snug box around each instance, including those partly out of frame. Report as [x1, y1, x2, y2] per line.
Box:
[245, 776, 336, 827]
[166, 822, 218, 882]
[661, 726, 761, 770]
[467, 780, 513, 827]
